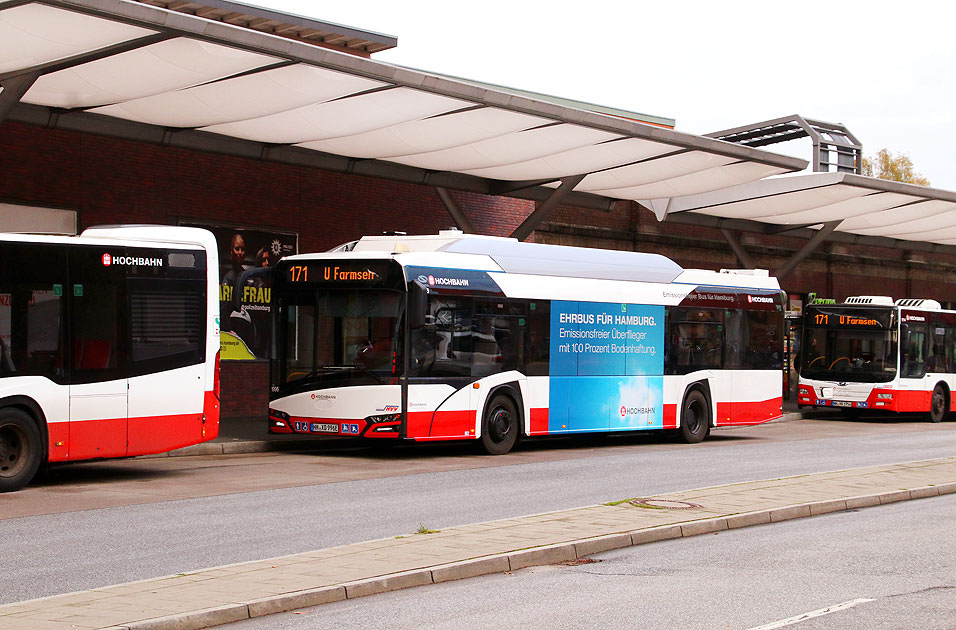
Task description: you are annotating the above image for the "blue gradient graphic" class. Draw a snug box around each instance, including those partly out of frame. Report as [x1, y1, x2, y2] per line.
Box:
[548, 301, 664, 433]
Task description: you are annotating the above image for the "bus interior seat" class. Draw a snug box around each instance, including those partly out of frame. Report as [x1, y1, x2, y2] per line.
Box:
[74, 340, 112, 369]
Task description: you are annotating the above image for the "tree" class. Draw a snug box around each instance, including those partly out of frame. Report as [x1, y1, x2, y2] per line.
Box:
[861, 148, 930, 186]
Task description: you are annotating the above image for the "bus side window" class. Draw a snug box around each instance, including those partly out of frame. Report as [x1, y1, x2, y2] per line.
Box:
[901, 325, 927, 378]
[949, 326, 956, 374]
[129, 279, 205, 373]
[523, 301, 549, 376]
[0, 243, 67, 380]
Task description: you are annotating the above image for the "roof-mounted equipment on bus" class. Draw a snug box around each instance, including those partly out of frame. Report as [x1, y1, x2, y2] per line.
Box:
[720, 269, 769, 277]
[843, 296, 894, 305]
[895, 298, 942, 309]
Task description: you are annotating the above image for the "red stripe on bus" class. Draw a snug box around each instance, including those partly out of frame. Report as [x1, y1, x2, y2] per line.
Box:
[203, 390, 220, 440]
[663, 404, 678, 429]
[287, 416, 368, 435]
[47, 422, 70, 462]
[717, 397, 782, 426]
[128, 412, 209, 456]
[46, 392, 217, 461]
[529, 408, 549, 435]
[66, 417, 128, 460]
[408, 410, 476, 439]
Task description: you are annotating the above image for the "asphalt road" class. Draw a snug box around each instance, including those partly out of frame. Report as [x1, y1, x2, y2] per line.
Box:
[2, 417, 956, 606]
[219, 494, 956, 630]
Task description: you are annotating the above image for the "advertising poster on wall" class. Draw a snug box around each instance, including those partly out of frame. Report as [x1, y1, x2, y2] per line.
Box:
[184, 223, 297, 360]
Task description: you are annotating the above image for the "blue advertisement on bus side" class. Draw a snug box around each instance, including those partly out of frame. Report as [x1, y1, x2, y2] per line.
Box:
[548, 301, 664, 433]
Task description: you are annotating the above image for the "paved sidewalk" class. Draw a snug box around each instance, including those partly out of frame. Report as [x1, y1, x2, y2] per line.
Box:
[3, 457, 956, 630]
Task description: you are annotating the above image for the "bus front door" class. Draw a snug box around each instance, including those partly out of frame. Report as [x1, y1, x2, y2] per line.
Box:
[67, 248, 128, 460]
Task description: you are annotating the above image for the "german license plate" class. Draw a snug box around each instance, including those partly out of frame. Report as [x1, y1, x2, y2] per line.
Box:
[831, 401, 852, 408]
[310, 422, 339, 433]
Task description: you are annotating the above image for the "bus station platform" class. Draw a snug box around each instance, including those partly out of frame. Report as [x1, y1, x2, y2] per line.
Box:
[3, 456, 955, 629]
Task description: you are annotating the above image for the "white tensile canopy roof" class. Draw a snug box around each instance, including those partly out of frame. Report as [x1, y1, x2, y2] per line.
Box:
[0, 0, 806, 224]
[664, 172, 956, 246]
[2, 0, 953, 256]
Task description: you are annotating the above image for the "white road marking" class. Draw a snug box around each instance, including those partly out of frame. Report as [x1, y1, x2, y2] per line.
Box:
[747, 598, 877, 629]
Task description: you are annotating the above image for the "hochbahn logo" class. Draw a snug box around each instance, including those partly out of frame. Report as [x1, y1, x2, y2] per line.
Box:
[102, 253, 163, 267]
[747, 295, 774, 304]
[422, 274, 469, 287]
[620, 405, 655, 416]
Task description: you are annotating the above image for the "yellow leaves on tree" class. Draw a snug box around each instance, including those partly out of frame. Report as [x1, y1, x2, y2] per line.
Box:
[861, 149, 930, 186]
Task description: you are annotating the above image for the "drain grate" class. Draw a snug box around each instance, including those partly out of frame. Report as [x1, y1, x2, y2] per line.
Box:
[629, 498, 702, 510]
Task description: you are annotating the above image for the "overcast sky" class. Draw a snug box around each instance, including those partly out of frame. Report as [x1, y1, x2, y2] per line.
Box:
[259, 0, 956, 190]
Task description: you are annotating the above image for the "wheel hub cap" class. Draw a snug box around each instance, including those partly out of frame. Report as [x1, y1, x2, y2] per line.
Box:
[492, 410, 511, 442]
[0, 426, 23, 477]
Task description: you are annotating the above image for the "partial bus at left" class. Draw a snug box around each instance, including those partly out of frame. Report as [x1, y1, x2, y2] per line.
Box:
[0, 226, 220, 492]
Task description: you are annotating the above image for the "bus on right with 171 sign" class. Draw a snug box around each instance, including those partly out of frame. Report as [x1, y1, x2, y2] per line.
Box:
[798, 296, 956, 422]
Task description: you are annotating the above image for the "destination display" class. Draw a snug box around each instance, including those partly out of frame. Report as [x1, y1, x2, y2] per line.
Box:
[278, 260, 400, 288]
[548, 300, 664, 433]
[806, 307, 893, 329]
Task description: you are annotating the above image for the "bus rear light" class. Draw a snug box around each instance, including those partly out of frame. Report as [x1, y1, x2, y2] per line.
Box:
[213, 351, 221, 400]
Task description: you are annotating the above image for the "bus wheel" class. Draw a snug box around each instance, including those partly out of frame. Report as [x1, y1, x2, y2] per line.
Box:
[929, 385, 949, 423]
[679, 390, 709, 444]
[0, 409, 42, 493]
[480, 395, 518, 455]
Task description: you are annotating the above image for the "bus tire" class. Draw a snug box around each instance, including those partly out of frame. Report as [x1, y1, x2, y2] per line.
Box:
[480, 395, 519, 455]
[929, 384, 949, 423]
[679, 389, 710, 444]
[0, 408, 42, 493]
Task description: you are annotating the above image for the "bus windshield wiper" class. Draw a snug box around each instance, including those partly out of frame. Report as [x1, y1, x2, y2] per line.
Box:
[319, 364, 385, 384]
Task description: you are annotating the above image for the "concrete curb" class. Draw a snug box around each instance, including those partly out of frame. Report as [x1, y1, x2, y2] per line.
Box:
[107, 479, 956, 630]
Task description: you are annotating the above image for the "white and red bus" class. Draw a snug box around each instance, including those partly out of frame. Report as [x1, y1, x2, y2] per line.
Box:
[798, 296, 956, 422]
[267, 231, 784, 454]
[0, 226, 220, 492]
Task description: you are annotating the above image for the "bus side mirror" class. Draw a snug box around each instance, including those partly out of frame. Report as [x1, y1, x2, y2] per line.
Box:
[409, 281, 429, 330]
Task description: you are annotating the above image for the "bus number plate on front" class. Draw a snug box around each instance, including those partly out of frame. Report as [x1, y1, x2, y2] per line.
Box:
[310, 422, 339, 433]
[831, 401, 852, 407]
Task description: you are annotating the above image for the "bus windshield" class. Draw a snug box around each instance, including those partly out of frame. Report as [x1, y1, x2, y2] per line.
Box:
[277, 289, 404, 390]
[801, 312, 897, 383]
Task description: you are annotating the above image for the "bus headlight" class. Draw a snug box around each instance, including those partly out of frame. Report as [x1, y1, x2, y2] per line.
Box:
[269, 409, 292, 432]
[365, 413, 401, 424]
[877, 393, 894, 400]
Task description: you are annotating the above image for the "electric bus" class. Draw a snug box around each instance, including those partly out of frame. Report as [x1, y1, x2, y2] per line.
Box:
[0, 225, 220, 492]
[798, 296, 955, 421]
[268, 230, 785, 454]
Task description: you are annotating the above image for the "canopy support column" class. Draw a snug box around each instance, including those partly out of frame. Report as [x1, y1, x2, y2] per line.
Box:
[510, 174, 585, 242]
[775, 220, 842, 280]
[719, 228, 756, 269]
[0, 72, 38, 125]
[434, 187, 475, 234]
